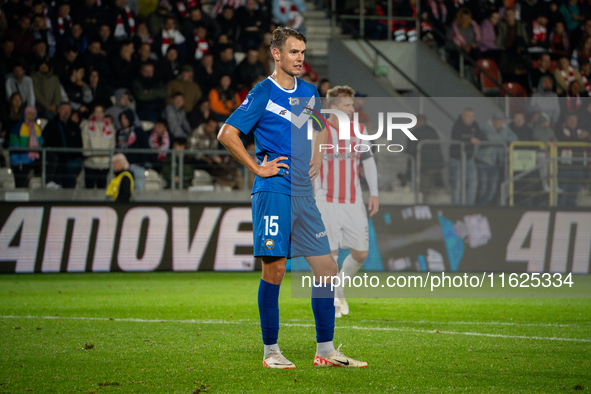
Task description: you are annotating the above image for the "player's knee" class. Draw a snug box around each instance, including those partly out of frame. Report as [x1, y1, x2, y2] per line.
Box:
[351, 250, 368, 264]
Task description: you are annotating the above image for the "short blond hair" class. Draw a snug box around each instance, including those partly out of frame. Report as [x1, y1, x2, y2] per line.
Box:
[326, 85, 355, 107]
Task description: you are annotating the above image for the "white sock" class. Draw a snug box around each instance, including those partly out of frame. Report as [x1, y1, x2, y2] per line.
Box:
[316, 341, 335, 357]
[264, 343, 279, 357]
[341, 253, 364, 277]
[336, 254, 363, 298]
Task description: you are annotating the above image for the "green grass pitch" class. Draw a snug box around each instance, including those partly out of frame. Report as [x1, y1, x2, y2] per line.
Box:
[0, 272, 590, 393]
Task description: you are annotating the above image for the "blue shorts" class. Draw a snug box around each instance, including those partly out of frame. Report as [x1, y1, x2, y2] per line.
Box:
[252, 191, 330, 258]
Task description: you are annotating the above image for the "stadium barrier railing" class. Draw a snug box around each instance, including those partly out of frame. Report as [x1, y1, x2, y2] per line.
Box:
[6, 147, 253, 191]
[503, 141, 591, 206]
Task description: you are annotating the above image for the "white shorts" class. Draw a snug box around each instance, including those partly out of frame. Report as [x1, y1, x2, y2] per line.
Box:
[316, 200, 369, 252]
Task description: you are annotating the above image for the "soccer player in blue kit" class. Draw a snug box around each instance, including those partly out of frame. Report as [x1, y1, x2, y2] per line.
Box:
[217, 27, 367, 369]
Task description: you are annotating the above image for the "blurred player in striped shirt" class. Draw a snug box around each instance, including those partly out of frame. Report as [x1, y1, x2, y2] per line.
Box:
[315, 86, 380, 318]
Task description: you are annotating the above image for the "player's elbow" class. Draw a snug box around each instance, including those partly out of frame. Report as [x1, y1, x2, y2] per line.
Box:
[217, 126, 229, 145]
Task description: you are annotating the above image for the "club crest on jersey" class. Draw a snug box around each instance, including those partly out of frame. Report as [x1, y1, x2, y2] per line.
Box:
[289, 97, 299, 105]
[238, 97, 252, 111]
[264, 239, 275, 250]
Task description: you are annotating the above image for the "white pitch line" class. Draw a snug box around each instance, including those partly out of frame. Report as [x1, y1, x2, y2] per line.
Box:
[281, 318, 588, 328]
[2, 315, 591, 343]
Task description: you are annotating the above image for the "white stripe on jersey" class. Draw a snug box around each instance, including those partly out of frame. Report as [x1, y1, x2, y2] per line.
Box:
[314, 121, 364, 204]
[265, 96, 316, 128]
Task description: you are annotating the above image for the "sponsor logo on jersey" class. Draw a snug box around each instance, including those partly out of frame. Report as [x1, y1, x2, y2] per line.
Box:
[316, 230, 327, 239]
[264, 239, 275, 249]
[279, 109, 287, 115]
[238, 97, 252, 111]
[289, 97, 299, 105]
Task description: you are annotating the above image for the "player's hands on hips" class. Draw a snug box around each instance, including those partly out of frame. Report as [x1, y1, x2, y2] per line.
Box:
[368, 195, 379, 217]
[257, 155, 289, 178]
[309, 158, 321, 181]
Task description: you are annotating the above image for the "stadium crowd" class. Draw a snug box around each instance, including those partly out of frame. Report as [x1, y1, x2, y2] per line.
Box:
[0, 0, 319, 190]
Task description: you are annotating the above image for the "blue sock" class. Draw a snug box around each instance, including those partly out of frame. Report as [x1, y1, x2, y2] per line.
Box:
[258, 279, 281, 345]
[311, 282, 335, 343]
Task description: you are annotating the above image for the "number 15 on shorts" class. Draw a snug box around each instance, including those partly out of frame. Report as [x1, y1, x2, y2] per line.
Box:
[264, 215, 279, 236]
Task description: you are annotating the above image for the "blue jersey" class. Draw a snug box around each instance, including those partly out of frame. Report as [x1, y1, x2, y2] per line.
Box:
[225, 76, 322, 196]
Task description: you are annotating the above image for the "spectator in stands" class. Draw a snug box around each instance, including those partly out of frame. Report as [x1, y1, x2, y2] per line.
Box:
[73, 0, 101, 38]
[28, 40, 51, 72]
[82, 39, 112, 81]
[66, 23, 87, 55]
[108, 0, 137, 40]
[317, 78, 331, 97]
[82, 104, 116, 189]
[448, 7, 481, 60]
[134, 42, 159, 75]
[479, 11, 502, 58]
[400, 114, 443, 190]
[529, 14, 550, 51]
[0, 38, 19, 79]
[187, 24, 210, 63]
[235, 47, 266, 88]
[188, 98, 211, 128]
[62, 65, 90, 117]
[110, 40, 135, 90]
[554, 56, 584, 95]
[556, 112, 590, 206]
[573, 18, 591, 50]
[132, 62, 167, 122]
[181, 7, 218, 41]
[529, 53, 554, 93]
[571, 36, 591, 69]
[87, 69, 114, 111]
[163, 136, 193, 188]
[259, 32, 274, 75]
[4, 93, 24, 138]
[550, 21, 570, 57]
[148, 0, 177, 37]
[496, 8, 529, 52]
[215, 44, 236, 79]
[165, 92, 192, 140]
[133, 22, 152, 47]
[236, 0, 265, 50]
[423, 0, 453, 36]
[31, 14, 56, 59]
[53, 2, 73, 43]
[5, 63, 35, 108]
[32, 60, 62, 121]
[42, 102, 83, 189]
[188, 117, 222, 169]
[117, 109, 149, 167]
[153, 16, 186, 60]
[9, 106, 43, 188]
[147, 118, 170, 172]
[97, 24, 116, 57]
[531, 75, 561, 123]
[476, 113, 518, 206]
[194, 52, 218, 96]
[166, 65, 202, 112]
[3, 0, 26, 30]
[561, 80, 588, 118]
[509, 111, 533, 141]
[106, 88, 141, 130]
[499, 39, 530, 88]
[8, 14, 35, 58]
[560, 0, 583, 34]
[449, 107, 484, 205]
[580, 59, 591, 92]
[209, 74, 241, 121]
[106, 153, 134, 202]
[53, 46, 79, 83]
[158, 46, 181, 83]
[215, 6, 238, 46]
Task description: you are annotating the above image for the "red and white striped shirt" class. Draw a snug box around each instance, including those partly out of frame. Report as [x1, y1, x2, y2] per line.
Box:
[314, 121, 368, 204]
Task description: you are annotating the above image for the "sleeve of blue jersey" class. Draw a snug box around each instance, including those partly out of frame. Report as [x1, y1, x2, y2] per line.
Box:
[225, 81, 269, 135]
